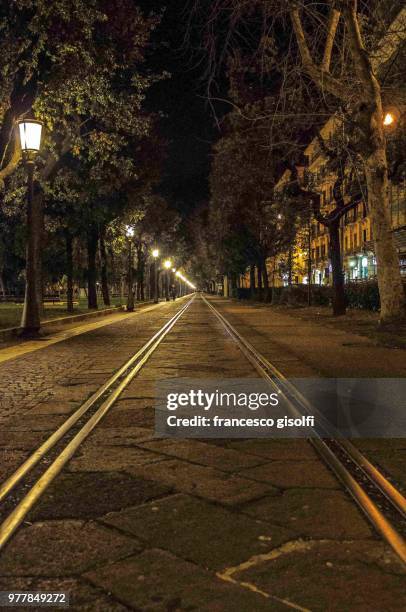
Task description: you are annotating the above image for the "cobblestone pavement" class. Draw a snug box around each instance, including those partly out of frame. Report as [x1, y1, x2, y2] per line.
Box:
[0, 296, 405, 611]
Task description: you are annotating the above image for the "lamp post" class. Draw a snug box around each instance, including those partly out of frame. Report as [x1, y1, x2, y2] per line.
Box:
[126, 226, 135, 312]
[17, 118, 43, 335]
[152, 248, 159, 303]
[163, 259, 172, 301]
[172, 268, 177, 300]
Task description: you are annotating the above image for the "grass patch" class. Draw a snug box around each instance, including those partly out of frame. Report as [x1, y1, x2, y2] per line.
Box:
[0, 296, 124, 331]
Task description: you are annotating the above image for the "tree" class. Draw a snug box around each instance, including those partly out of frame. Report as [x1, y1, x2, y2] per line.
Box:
[208, 112, 296, 299]
[0, 0, 162, 331]
[192, 0, 406, 321]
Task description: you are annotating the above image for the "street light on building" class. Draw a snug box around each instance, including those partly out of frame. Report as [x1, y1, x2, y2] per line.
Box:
[17, 118, 44, 335]
[383, 107, 400, 128]
[126, 226, 135, 312]
[152, 248, 159, 303]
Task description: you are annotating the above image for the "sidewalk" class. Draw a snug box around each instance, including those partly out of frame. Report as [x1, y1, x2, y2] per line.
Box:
[0, 302, 158, 366]
[213, 298, 406, 378]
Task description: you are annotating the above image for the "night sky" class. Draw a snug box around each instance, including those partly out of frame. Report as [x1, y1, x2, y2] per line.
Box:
[142, 1, 219, 216]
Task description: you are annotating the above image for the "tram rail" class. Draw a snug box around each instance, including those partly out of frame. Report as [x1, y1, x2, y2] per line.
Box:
[0, 296, 195, 551]
[202, 295, 406, 565]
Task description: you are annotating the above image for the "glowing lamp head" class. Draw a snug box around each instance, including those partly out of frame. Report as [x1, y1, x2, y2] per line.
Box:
[172, 268, 176, 273]
[18, 119, 43, 154]
[176, 270, 181, 277]
[152, 248, 159, 259]
[164, 259, 172, 269]
[126, 225, 134, 238]
[383, 112, 395, 126]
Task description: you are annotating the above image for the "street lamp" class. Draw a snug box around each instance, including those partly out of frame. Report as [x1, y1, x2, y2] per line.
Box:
[17, 118, 43, 335]
[383, 106, 400, 128]
[126, 226, 135, 312]
[152, 248, 159, 303]
[163, 259, 172, 301]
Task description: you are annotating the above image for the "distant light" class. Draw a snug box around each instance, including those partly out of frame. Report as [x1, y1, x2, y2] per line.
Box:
[362, 257, 368, 267]
[18, 119, 43, 153]
[176, 270, 181, 277]
[126, 225, 134, 238]
[164, 259, 172, 269]
[349, 259, 357, 268]
[152, 248, 159, 258]
[172, 268, 176, 273]
[383, 112, 395, 126]
[277, 213, 282, 220]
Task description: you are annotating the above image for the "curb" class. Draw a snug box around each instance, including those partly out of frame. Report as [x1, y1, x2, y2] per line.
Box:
[0, 305, 126, 343]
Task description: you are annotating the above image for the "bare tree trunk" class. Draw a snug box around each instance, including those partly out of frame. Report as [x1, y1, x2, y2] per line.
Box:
[99, 228, 110, 306]
[262, 257, 270, 302]
[329, 220, 346, 316]
[257, 261, 263, 300]
[0, 269, 5, 297]
[287, 247, 293, 287]
[87, 226, 98, 309]
[21, 169, 43, 335]
[249, 265, 256, 299]
[364, 147, 404, 322]
[66, 231, 74, 314]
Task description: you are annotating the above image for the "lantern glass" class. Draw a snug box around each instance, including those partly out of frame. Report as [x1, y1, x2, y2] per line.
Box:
[18, 120, 43, 153]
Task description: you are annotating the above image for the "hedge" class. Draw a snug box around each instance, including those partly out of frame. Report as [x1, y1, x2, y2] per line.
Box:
[237, 281, 406, 312]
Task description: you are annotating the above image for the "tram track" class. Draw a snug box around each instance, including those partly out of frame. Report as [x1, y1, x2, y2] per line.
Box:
[0, 292, 405, 568]
[202, 295, 406, 565]
[0, 295, 195, 551]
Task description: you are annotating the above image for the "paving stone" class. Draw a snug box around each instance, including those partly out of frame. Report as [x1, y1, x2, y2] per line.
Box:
[2, 415, 67, 432]
[139, 439, 265, 471]
[240, 460, 340, 489]
[84, 548, 274, 611]
[103, 493, 294, 570]
[86, 426, 154, 446]
[354, 439, 406, 451]
[0, 520, 141, 576]
[29, 472, 172, 521]
[126, 458, 275, 505]
[366, 449, 406, 490]
[232, 539, 406, 612]
[96, 408, 154, 429]
[67, 445, 164, 472]
[48, 384, 100, 403]
[0, 449, 27, 480]
[241, 488, 372, 539]
[0, 430, 46, 450]
[0, 576, 127, 611]
[28, 400, 79, 416]
[228, 439, 319, 461]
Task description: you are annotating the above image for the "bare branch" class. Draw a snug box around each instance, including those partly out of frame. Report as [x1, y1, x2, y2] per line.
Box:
[290, 7, 347, 100]
[341, 1, 377, 97]
[321, 8, 341, 72]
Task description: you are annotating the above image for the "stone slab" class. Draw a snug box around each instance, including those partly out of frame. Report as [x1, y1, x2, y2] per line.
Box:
[139, 439, 265, 471]
[0, 520, 141, 576]
[241, 488, 372, 539]
[126, 458, 275, 505]
[29, 472, 172, 521]
[240, 460, 340, 489]
[67, 445, 164, 472]
[85, 548, 274, 611]
[102, 493, 294, 570]
[233, 539, 406, 611]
